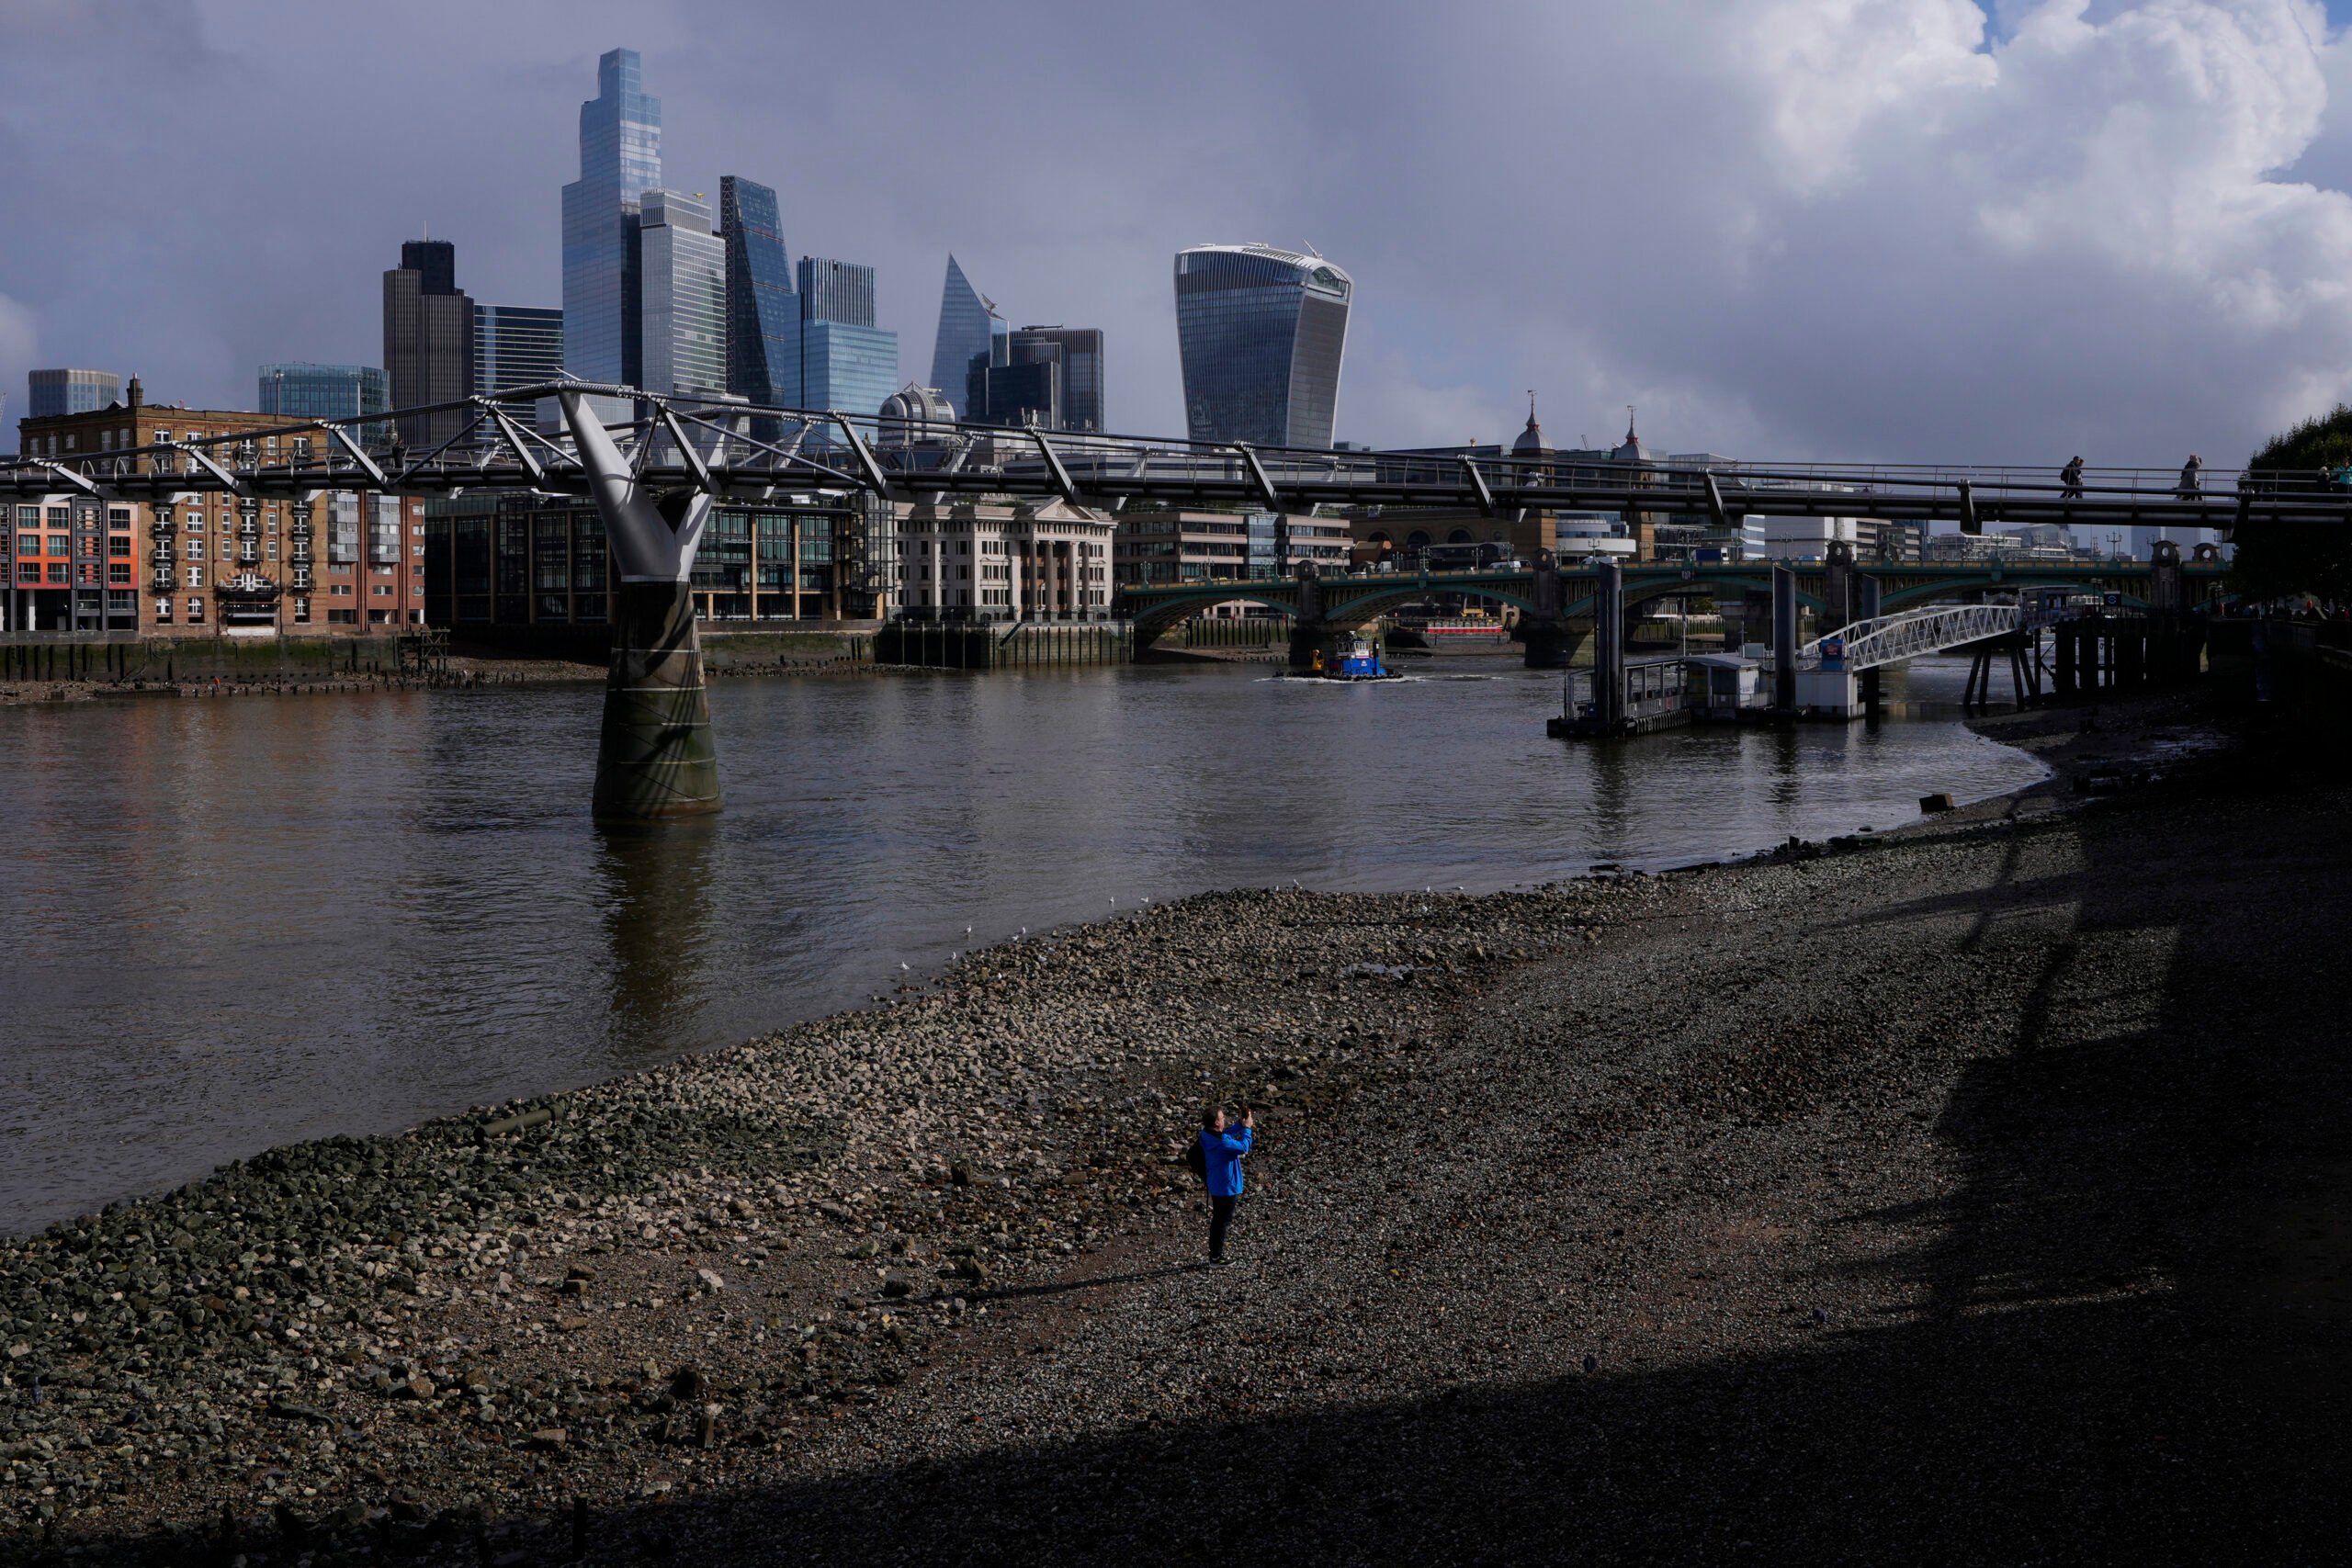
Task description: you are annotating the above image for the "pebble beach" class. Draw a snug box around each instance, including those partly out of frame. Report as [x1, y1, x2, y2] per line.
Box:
[5, 684, 2346, 1565]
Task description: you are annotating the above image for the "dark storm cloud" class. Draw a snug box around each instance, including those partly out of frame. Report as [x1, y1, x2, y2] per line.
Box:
[4, 0, 2349, 465]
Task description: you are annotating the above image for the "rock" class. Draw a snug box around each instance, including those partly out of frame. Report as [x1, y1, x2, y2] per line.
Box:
[1919, 792, 1956, 813]
[399, 1375, 435, 1401]
[695, 1269, 726, 1293]
[526, 1428, 567, 1450]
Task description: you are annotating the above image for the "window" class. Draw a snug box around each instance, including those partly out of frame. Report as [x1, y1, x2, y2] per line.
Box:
[292, 597, 310, 624]
[15, 507, 34, 527]
[187, 538, 204, 560]
[187, 596, 205, 622]
[47, 536, 67, 556]
[14, 536, 34, 557]
[370, 584, 393, 596]
[45, 509, 66, 527]
[14, 563, 34, 583]
[186, 565, 204, 588]
[153, 597, 173, 624]
[108, 534, 131, 558]
[328, 607, 357, 625]
[107, 508, 130, 527]
[108, 563, 131, 585]
[46, 563, 67, 583]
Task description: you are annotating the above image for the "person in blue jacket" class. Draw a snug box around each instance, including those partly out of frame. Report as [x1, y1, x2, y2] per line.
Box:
[1199, 1104, 1254, 1264]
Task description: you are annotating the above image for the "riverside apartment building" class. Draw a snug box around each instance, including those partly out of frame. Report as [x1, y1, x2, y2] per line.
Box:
[12, 378, 425, 637]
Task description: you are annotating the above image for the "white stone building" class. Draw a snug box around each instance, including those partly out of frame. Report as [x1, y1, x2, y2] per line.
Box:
[896, 498, 1116, 621]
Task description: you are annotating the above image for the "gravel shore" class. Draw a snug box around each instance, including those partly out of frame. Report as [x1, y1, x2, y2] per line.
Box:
[5, 684, 2346, 1565]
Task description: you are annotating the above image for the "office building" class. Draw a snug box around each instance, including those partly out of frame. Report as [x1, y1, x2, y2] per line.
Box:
[720, 175, 796, 411]
[424, 492, 860, 626]
[562, 49, 662, 425]
[382, 239, 474, 448]
[639, 189, 728, 398]
[897, 498, 1115, 621]
[27, 368, 120, 421]
[793, 318, 899, 419]
[257, 363, 389, 434]
[1173, 243, 1351, 448]
[929, 255, 1002, 419]
[473, 305, 564, 397]
[13, 378, 424, 636]
[1013, 327, 1103, 432]
[798, 256, 876, 330]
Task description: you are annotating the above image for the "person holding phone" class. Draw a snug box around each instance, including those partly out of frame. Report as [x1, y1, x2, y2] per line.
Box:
[1198, 1104, 1255, 1265]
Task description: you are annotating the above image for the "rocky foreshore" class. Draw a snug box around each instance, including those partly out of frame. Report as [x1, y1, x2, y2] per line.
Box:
[6, 683, 2347, 1564]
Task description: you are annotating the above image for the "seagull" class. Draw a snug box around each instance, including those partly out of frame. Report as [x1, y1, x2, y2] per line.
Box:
[899, 963, 910, 973]
[966, 926, 974, 937]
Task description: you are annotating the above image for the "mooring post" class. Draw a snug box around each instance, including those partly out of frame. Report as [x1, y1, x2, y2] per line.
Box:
[1771, 563, 1797, 713]
[2148, 538, 2183, 682]
[560, 389, 722, 823]
[1595, 559, 1626, 730]
[1855, 574, 1883, 719]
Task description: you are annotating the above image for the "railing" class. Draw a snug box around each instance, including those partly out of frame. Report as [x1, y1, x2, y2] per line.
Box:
[1799, 604, 2023, 671]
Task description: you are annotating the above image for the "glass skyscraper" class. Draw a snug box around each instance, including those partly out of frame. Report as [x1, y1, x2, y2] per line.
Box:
[27, 369, 119, 419]
[1173, 243, 1351, 448]
[797, 256, 876, 331]
[929, 255, 1001, 419]
[795, 322, 899, 421]
[721, 175, 796, 409]
[473, 305, 564, 396]
[258, 363, 390, 442]
[562, 49, 662, 424]
[639, 190, 728, 398]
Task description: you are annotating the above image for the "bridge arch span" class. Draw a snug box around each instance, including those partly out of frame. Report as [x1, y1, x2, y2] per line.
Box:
[1878, 577, 2150, 613]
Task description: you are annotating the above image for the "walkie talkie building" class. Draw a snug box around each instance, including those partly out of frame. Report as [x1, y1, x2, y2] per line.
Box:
[1173, 243, 1351, 449]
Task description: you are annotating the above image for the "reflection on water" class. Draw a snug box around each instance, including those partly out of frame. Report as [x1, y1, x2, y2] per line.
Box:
[0, 653, 2042, 1233]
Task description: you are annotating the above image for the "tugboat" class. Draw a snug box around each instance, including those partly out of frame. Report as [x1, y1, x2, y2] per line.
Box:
[1312, 633, 1402, 682]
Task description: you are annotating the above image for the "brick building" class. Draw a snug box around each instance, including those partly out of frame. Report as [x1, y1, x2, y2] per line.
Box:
[12, 378, 425, 637]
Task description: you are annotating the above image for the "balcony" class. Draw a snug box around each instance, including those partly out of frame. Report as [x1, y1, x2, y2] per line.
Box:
[290, 569, 313, 590]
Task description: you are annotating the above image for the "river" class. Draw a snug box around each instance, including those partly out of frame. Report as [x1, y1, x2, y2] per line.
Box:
[0, 653, 2041, 1235]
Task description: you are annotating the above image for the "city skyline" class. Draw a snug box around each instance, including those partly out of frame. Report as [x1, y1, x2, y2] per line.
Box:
[10, 3, 2352, 462]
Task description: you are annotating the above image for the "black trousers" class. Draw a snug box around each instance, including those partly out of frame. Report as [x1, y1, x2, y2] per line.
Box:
[1208, 1193, 1239, 1258]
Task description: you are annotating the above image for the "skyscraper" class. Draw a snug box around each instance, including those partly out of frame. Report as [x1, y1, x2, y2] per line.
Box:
[929, 255, 1001, 419]
[797, 256, 876, 330]
[639, 190, 728, 398]
[720, 175, 796, 410]
[27, 369, 120, 419]
[258, 363, 390, 443]
[562, 49, 662, 424]
[791, 254, 896, 418]
[473, 305, 564, 397]
[382, 239, 475, 448]
[1015, 329, 1105, 432]
[1173, 243, 1351, 448]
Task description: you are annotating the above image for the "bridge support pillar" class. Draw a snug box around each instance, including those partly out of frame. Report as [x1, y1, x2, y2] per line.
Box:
[594, 580, 720, 822]
[560, 388, 722, 824]
[1518, 618, 1578, 668]
[1821, 540, 1855, 635]
[1771, 564, 1797, 713]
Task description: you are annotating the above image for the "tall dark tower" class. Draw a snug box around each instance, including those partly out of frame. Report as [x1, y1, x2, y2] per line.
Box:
[382, 238, 474, 447]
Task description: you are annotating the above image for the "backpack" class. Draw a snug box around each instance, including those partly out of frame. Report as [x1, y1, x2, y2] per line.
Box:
[1184, 1133, 1207, 1181]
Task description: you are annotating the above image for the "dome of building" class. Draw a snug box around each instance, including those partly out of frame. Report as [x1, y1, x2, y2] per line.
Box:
[1511, 391, 1550, 457]
[877, 384, 957, 446]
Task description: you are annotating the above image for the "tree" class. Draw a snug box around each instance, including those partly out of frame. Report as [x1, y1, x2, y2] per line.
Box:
[2234, 405, 2352, 603]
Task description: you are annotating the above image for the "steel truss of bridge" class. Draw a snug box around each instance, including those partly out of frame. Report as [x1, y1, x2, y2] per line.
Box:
[4, 379, 2346, 535]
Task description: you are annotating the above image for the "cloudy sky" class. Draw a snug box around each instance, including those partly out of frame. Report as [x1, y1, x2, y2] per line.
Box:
[6, 0, 2352, 465]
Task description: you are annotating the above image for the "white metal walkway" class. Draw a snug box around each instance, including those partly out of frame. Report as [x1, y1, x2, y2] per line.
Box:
[1798, 604, 2021, 671]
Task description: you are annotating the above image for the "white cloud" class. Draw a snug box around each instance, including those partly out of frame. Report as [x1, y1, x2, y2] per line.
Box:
[3, 0, 2350, 466]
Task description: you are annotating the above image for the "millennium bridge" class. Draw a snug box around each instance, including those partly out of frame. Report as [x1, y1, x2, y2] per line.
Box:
[0, 381, 2313, 818]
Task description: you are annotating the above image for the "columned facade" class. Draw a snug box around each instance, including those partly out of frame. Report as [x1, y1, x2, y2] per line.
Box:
[894, 498, 1115, 622]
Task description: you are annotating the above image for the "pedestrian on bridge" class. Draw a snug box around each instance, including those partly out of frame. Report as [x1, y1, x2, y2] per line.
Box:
[2177, 454, 2202, 500]
[1193, 1103, 1254, 1265]
[2061, 456, 2086, 501]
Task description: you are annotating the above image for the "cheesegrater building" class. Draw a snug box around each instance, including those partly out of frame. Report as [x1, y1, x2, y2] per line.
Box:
[1172, 243, 1351, 449]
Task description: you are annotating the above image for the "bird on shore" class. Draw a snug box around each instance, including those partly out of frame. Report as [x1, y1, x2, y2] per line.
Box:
[899, 963, 910, 973]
